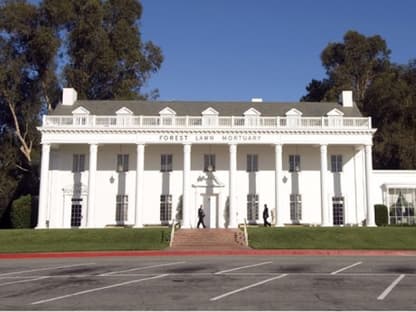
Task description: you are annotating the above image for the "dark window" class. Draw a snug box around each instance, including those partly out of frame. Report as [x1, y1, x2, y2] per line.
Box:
[331, 155, 343, 172]
[117, 154, 129, 172]
[204, 154, 216, 172]
[247, 194, 259, 221]
[332, 196, 344, 225]
[289, 155, 301, 172]
[72, 154, 85, 172]
[116, 195, 128, 222]
[161, 154, 173, 172]
[247, 154, 258, 172]
[160, 195, 172, 221]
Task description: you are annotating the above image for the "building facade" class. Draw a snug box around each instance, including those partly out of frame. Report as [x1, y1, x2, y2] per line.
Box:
[37, 88, 385, 229]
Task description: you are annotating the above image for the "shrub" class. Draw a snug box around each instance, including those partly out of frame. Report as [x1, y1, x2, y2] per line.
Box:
[375, 204, 388, 226]
[10, 195, 32, 229]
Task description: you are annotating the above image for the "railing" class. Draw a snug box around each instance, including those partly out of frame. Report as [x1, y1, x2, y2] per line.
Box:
[42, 115, 372, 129]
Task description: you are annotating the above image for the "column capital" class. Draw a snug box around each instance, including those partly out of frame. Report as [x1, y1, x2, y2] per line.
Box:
[229, 143, 237, 152]
[320, 144, 328, 151]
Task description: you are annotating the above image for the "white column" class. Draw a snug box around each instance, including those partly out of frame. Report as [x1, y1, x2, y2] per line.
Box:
[320, 144, 330, 226]
[275, 144, 284, 226]
[182, 144, 191, 228]
[134, 144, 145, 227]
[229, 144, 237, 228]
[87, 143, 98, 228]
[365, 144, 376, 226]
[36, 143, 50, 229]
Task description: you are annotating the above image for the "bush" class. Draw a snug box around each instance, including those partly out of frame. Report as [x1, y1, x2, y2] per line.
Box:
[375, 204, 388, 226]
[10, 195, 32, 229]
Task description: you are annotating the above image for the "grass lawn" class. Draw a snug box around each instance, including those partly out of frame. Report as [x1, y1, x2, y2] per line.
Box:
[248, 227, 416, 250]
[0, 228, 171, 253]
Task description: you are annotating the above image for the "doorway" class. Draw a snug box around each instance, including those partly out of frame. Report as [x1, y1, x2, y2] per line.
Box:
[201, 194, 218, 228]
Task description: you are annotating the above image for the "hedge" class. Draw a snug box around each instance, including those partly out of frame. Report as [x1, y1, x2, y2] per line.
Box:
[10, 194, 32, 229]
[375, 204, 388, 226]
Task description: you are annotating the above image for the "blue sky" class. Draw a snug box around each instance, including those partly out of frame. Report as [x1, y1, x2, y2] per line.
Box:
[140, 0, 416, 102]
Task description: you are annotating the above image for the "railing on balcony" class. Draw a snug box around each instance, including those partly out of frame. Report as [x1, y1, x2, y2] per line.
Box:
[42, 115, 372, 129]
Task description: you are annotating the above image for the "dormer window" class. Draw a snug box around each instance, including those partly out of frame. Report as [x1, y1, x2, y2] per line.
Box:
[285, 108, 302, 127]
[244, 108, 261, 127]
[326, 108, 344, 127]
[116, 107, 133, 126]
[72, 106, 90, 126]
[159, 107, 176, 126]
[202, 107, 219, 127]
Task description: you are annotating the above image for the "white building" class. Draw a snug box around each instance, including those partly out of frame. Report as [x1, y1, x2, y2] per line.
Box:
[36, 88, 416, 229]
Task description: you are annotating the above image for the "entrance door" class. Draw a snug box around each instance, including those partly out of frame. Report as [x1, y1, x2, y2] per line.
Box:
[202, 194, 218, 228]
[71, 198, 83, 227]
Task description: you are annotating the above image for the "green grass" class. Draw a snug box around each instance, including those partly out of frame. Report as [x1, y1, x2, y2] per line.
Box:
[248, 227, 416, 250]
[0, 228, 171, 253]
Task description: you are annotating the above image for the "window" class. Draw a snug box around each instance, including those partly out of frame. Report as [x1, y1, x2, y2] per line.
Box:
[71, 198, 82, 227]
[160, 195, 172, 221]
[388, 188, 416, 225]
[117, 154, 129, 172]
[247, 194, 259, 221]
[290, 194, 302, 222]
[331, 155, 343, 172]
[204, 154, 216, 172]
[332, 196, 344, 225]
[289, 155, 301, 172]
[247, 154, 258, 172]
[116, 195, 128, 222]
[161, 154, 173, 172]
[72, 154, 85, 172]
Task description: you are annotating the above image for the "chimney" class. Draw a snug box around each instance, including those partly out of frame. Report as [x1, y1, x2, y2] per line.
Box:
[62, 88, 78, 106]
[251, 98, 263, 103]
[339, 90, 353, 107]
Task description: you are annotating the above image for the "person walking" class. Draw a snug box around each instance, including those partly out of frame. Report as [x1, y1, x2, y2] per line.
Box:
[197, 205, 206, 228]
[263, 204, 271, 227]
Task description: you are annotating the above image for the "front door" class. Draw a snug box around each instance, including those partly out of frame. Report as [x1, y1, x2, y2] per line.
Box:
[71, 198, 83, 227]
[202, 194, 218, 228]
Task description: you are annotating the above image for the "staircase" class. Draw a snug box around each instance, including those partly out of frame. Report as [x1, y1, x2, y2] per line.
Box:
[169, 229, 249, 250]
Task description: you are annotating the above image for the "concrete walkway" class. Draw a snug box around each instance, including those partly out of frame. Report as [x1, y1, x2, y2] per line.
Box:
[1, 249, 416, 259]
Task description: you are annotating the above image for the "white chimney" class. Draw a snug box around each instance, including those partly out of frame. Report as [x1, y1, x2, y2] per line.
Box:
[251, 98, 263, 103]
[339, 90, 353, 107]
[62, 88, 78, 106]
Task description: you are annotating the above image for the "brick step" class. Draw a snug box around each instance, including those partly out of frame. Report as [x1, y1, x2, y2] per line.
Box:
[169, 229, 249, 250]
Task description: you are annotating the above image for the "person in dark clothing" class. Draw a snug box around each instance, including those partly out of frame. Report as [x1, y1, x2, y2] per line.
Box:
[197, 205, 206, 228]
[263, 204, 271, 227]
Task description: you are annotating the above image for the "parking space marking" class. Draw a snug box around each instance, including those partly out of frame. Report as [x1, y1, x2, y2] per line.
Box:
[99, 261, 185, 276]
[214, 261, 272, 275]
[210, 274, 287, 301]
[331, 261, 362, 275]
[0, 263, 95, 277]
[31, 274, 168, 305]
[377, 274, 405, 300]
[0, 276, 48, 287]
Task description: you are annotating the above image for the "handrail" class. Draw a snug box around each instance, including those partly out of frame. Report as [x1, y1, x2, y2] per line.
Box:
[42, 115, 372, 130]
[243, 218, 249, 247]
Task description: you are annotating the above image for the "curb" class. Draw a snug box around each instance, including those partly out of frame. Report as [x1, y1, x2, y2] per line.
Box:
[1, 249, 416, 259]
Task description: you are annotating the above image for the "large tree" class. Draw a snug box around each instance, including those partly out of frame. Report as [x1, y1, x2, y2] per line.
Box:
[0, 0, 163, 224]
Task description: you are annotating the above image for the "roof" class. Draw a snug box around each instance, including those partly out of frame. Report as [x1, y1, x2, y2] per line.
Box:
[50, 100, 363, 117]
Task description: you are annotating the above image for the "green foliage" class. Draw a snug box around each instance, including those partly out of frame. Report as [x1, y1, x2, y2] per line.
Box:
[10, 195, 32, 229]
[375, 204, 388, 226]
[0, 228, 171, 252]
[302, 30, 416, 170]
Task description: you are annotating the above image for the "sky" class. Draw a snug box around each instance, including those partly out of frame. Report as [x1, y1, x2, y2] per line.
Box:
[140, 0, 416, 102]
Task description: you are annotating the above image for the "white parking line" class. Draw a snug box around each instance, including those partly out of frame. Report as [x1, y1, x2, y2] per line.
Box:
[330, 261, 362, 275]
[0, 276, 48, 287]
[210, 274, 288, 301]
[31, 274, 168, 305]
[377, 274, 405, 300]
[214, 261, 272, 275]
[0, 263, 96, 277]
[99, 261, 185, 276]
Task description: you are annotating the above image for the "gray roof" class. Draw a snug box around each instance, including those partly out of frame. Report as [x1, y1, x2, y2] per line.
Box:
[51, 100, 363, 117]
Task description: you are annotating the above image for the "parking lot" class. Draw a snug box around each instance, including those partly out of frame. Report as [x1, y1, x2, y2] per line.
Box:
[1, 255, 415, 310]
